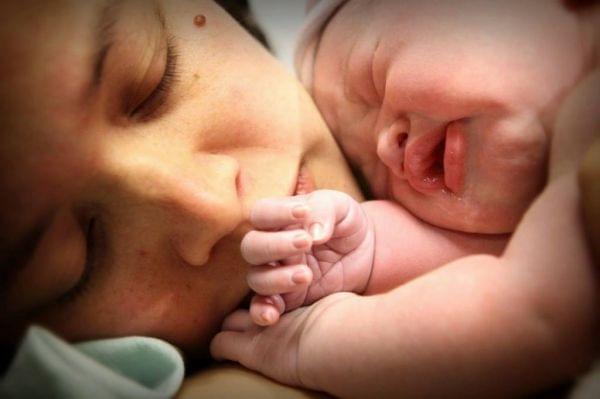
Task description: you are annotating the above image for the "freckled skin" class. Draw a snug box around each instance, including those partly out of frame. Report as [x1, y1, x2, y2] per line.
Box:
[136, 249, 149, 258]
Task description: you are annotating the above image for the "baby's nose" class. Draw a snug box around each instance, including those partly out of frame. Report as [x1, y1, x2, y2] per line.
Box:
[377, 121, 408, 179]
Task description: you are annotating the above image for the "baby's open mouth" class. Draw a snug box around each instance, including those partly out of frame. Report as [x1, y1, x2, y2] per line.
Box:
[404, 121, 465, 194]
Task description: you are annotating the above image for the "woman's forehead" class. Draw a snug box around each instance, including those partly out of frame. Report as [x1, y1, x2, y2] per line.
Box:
[0, 1, 100, 115]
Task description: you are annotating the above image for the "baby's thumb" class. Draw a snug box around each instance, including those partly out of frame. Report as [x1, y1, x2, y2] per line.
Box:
[304, 190, 338, 244]
[250, 294, 285, 326]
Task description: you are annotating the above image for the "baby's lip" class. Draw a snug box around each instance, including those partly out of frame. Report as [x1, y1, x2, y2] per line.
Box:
[443, 121, 466, 194]
[404, 122, 466, 194]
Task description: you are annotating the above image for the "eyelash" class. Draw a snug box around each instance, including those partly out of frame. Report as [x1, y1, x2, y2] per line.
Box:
[57, 217, 99, 304]
[130, 36, 179, 120]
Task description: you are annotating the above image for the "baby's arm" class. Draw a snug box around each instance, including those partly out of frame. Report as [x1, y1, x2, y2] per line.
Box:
[212, 172, 596, 397]
[297, 71, 600, 398]
[242, 192, 506, 325]
[361, 200, 507, 294]
[302, 171, 596, 398]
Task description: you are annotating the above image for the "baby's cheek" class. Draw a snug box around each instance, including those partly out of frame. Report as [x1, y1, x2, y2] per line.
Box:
[476, 118, 547, 184]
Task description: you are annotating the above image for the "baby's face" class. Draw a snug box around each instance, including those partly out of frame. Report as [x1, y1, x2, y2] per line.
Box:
[307, 0, 587, 233]
[0, 0, 359, 359]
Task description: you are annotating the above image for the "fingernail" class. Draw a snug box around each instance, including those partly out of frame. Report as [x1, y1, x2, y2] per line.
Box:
[292, 270, 310, 284]
[309, 223, 323, 240]
[291, 204, 309, 219]
[292, 233, 310, 249]
[261, 310, 272, 323]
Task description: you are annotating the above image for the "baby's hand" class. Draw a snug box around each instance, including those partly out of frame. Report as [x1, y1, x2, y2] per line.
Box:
[241, 190, 374, 326]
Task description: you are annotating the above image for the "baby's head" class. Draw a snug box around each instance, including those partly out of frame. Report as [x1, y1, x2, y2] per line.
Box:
[0, 0, 359, 364]
[298, 0, 591, 233]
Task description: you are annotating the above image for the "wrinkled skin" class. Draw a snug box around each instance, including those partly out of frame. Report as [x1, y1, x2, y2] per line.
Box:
[241, 190, 374, 325]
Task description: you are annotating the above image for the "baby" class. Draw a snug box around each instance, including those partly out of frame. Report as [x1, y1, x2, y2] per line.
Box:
[211, 0, 599, 397]
[237, 0, 587, 324]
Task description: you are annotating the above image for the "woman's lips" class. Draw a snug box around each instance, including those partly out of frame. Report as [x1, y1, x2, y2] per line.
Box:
[235, 160, 248, 200]
[293, 164, 316, 195]
[404, 121, 466, 194]
[235, 168, 243, 198]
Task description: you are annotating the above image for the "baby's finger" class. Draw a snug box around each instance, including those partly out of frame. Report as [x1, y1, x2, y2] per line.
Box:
[247, 264, 313, 295]
[304, 190, 339, 244]
[210, 330, 252, 363]
[249, 294, 285, 326]
[241, 229, 312, 265]
[221, 309, 255, 332]
[281, 289, 309, 313]
[250, 197, 309, 230]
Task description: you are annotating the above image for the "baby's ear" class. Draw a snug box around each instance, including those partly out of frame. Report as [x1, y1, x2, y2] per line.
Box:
[376, 120, 409, 179]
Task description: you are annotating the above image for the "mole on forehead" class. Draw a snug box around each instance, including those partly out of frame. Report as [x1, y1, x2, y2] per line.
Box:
[194, 14, 206, 27]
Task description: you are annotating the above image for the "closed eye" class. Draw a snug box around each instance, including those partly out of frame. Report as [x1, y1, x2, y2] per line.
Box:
[130, 35, 179, 121]
[56, 217, 102, 305]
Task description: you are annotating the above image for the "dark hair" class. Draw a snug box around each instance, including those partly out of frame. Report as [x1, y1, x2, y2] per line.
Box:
[563, 0, 599, 10]
[215, 0, 269, 48]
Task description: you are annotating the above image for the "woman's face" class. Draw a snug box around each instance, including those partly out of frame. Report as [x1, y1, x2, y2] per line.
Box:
[0, 0, 360, 359]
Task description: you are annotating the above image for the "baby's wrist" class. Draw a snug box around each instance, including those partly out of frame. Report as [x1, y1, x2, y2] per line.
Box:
[350, 203, 376, 294]
[297, 292, 362, 391]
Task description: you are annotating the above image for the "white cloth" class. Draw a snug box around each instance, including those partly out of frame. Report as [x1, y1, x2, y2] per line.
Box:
[0, 326, 184, 399]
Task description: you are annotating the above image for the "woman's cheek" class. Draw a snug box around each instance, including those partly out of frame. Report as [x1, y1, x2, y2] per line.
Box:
[93, 279, 208, 344]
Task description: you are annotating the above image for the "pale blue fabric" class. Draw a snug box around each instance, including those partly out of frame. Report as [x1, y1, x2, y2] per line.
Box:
[0, 326, 184, 398]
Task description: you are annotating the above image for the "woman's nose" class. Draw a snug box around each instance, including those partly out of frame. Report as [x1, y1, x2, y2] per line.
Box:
[103, 142, 243, 267]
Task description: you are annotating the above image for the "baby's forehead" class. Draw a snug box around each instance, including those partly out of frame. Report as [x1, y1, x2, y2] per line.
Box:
[294, 0, 348, 91]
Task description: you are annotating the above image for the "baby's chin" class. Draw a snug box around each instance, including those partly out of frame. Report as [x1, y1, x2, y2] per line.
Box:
[369, 165, 531, 234]
[389, 184, 525, 235]
[410, 202, 520, 234]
